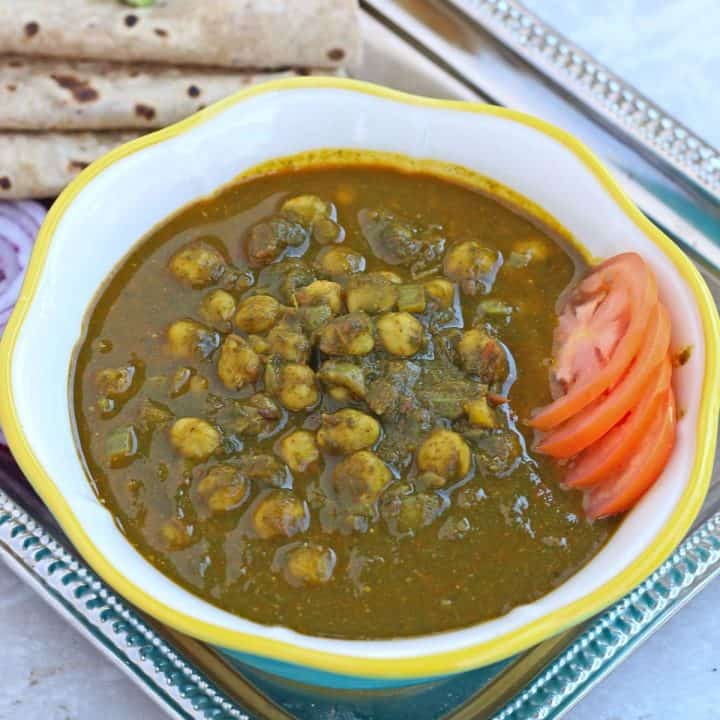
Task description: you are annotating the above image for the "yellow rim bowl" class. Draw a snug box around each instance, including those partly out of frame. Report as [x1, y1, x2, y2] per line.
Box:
[1, 78, 718, 680]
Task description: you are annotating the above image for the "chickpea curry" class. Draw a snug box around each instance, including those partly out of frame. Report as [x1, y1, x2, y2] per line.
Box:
[72, 164, 617, 639]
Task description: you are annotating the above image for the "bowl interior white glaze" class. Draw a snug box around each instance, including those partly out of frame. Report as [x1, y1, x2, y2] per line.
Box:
[8, 85, 708, 665]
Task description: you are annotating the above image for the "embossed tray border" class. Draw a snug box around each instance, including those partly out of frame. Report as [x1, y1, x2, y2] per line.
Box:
[444, 0, 720, 203]
[492, 512, 720, 719]
[0, 489, 250, 720]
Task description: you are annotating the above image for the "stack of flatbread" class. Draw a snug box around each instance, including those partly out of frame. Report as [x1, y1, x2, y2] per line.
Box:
[0, 0, 361, 198]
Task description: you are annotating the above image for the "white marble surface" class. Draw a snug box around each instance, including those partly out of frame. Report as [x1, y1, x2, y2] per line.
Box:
[2, 2, 720, 719]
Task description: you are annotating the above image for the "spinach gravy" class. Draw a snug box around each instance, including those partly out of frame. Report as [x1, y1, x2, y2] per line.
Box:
[72, 163, 617, 639]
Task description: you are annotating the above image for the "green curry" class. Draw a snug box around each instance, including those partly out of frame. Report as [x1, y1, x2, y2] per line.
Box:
[72, 164, 617, 639]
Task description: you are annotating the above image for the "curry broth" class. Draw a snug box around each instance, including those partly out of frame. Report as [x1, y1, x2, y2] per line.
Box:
[73, 165, 616, 639]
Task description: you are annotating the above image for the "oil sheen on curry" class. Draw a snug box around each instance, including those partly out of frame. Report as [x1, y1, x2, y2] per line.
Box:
[72, 163, 617, 639]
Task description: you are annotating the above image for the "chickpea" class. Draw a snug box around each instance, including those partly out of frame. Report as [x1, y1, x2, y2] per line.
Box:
[374, 270, 403, 284]
[457, 328, 509, 384]
[281, 194, 332, 226]
[263, 356, 283, 395]
[417, 472, 447, 489]
[217, 334, 261, 390]
[263, 357, 283, 395]
[170, 417, 220, 461]
[396, 493, 442, 533]
[279, 364, 318, 412]
[312, 217, 344, 245]
[346, 274, 398, 314]
[443, 240, 501, 296]
[464, 395, 497, 428]
[314, 246, 366, 277]
[294, 280, 343, 315]
[160, 518, 192, 550]
[241, 454, 286, 486]
[200, 289, 236, 326]
[297, 304, 333, 333]
[358, 209, 420, 265]
[254, 258, 314, 305]
[277, 430, 320, 474]
[252, 489, 309, 539]
[166, 320, 218, 359]
[247, 218, 305, 268]
[332, 450, 391, 507]
[247, 334, 270, 355]
[382, 486, 443, 535]
[267, 317, 311, 363]
[327, 386, 352, 401]
[317, 408, 380, 455]
[317, 360, 366, 399]
[168, 240, 225, 287]
[282, 543, 336, 587]
[136, 400, 173, 433]
[417, 429, 471, 482]
[377, 312, 424, 357]
[234, 295, 281, 334]
[424, 278, 455, 309]
[221, 393, 281, 437]
[318, 312, 374, 356]
[513, 238, 550, 262]
[248, 392, 281, 421]
[95, 366, 135, 398]
[197, 464, 250, 513]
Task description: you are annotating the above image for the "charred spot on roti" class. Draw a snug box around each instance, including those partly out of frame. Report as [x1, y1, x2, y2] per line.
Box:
[327, 48, 345, 61]
[7, 59, 24, 68]
[68, 161, 89, 173]
[76, 87, 99, 102]
[155, 28, 168, 37]
[135, 103, 156, 121]
[50, 74, 99, 103]
[6, 84, 17, 92]
[0, 177, 11, 190]
[24, 22, 40, 38]
[187, 85, 201, 98]
[124, 14, 139, 28]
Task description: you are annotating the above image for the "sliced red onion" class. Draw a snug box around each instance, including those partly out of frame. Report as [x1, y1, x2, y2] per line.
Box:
[0, 200, 47, 447]
[15, 200, 46, 228]
[0, 206, 37, 237]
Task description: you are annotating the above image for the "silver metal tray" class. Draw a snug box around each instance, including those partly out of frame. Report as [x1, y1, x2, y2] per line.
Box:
[2, 3, 719, 718]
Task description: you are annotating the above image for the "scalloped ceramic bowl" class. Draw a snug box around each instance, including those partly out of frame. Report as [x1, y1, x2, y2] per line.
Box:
[1, 78, 718, 689]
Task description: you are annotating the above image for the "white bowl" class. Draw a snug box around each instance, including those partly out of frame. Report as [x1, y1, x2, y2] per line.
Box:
[1, 78, 718, 688]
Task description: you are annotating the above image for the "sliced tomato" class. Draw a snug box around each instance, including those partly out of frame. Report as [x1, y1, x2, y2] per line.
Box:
[583, 388, 676, 519]
[564, 355, 672, 488]
[550, 280, 630, 397]
[531, 253, 657, 431]
[536, 303, 671, 458]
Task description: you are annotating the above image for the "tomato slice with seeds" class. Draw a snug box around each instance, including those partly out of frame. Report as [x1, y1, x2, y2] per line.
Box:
[564, 355, 672, 488]
[536, 302, 671, 458]
[531, 253, 657, 431]
[583, 388, 676, 520]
